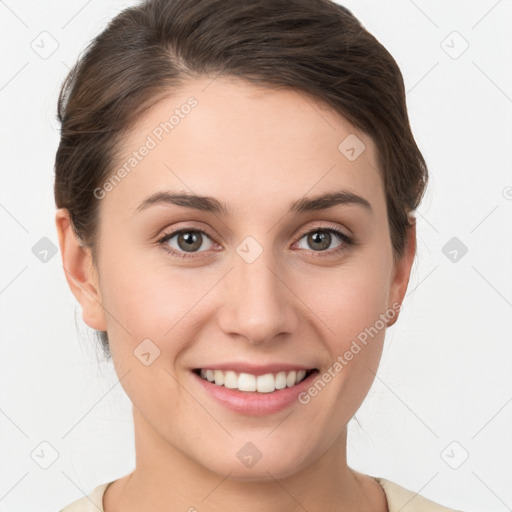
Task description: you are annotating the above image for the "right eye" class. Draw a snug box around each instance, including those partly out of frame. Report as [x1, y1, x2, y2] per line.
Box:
[158, 228, 217, 259]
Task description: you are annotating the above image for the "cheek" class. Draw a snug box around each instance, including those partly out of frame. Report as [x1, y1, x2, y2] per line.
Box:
[99, 253, 217, 354]
[298, 251, 392, 398]
[305, 257, 391, 341]
[99, 260, 197, 418]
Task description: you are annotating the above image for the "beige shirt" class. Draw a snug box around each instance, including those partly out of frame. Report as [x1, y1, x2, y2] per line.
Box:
[60, 476, 464, 511]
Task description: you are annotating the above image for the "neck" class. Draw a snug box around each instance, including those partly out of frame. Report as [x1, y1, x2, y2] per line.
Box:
[104, 407, 387, 512]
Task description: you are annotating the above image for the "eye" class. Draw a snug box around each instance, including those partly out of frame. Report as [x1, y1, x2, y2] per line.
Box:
[157, 224, 354, 260]
[158, 228, 215, 258]
[294, 226, 353, 255]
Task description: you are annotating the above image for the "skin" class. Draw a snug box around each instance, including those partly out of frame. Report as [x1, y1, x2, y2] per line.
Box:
[56, 75, 416, 512]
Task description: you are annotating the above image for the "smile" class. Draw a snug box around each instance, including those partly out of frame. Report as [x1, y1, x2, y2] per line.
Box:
[193, 368, 318, 393]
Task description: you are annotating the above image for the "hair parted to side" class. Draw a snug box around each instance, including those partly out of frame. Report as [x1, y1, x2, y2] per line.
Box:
[54, 0, 428, 360]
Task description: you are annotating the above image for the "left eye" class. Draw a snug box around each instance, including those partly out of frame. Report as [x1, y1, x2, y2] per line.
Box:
[295, 227, 351, 253]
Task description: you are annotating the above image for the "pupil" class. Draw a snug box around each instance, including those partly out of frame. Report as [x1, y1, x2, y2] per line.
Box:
[179, 231, 201, 252]
[309, 231, 330, 251]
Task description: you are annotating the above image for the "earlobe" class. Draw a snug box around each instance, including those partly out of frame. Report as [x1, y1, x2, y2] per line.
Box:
[55, 208, 108, 331]
[386, 220, 417, 328]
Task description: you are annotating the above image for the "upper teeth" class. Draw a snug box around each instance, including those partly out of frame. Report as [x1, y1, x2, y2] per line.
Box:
[199, 369, 308, 393]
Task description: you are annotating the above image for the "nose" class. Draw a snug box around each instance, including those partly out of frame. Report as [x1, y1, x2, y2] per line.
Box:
[217, 244, 299, 345]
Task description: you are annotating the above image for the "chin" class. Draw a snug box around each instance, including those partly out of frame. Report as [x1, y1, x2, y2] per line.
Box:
[201, 448, 310, 482]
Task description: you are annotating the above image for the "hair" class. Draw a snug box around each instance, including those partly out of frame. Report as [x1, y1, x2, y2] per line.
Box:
[54, 0, 428, 360]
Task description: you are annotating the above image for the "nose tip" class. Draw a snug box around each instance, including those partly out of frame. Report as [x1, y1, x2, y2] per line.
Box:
[217, 255, 298, 345]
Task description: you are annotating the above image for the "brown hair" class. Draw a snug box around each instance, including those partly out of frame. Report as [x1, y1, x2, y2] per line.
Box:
[54, 0, 428, 359]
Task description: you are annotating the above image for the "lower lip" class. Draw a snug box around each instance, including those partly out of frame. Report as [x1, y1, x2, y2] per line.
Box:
[192, 370, 319, 416]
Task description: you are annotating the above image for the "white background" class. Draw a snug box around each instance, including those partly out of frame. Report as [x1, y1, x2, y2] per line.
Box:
[0, 1, 511, 511]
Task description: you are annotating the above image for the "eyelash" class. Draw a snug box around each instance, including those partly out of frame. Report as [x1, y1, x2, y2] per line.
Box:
[157, 225, 354, 260]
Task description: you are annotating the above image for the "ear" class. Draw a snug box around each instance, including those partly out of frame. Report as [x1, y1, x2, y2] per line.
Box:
[55, 208, 108, 331]
[386, 219, 416, 327]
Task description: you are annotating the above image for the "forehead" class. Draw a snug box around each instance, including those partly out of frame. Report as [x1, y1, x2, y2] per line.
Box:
[101, 76, 385, 220]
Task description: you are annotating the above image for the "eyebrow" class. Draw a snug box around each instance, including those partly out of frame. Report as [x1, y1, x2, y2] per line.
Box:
[133, 189, 373, 216]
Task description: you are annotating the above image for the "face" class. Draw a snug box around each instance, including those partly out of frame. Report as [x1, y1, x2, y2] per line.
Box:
[57, 75, 414, 481]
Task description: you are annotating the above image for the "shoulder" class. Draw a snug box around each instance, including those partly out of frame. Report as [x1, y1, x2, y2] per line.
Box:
[372, 476, 465, 512]
[59, 481, 114, 512]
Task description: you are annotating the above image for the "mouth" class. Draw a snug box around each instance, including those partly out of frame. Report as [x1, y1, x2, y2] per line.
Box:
[192, 368, 319, 394]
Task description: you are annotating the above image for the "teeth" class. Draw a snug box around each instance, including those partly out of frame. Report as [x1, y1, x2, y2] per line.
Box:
[198, 368, 310, 393]
[214, 370, 224, 385]
[275, 371, 287, 390]
[286, 371, 297, 387]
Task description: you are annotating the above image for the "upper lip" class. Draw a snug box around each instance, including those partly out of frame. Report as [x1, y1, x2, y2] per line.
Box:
[193, 362, 318, 377]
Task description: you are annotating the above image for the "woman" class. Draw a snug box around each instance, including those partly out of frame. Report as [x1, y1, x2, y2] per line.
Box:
[55, 0, 464, 510]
